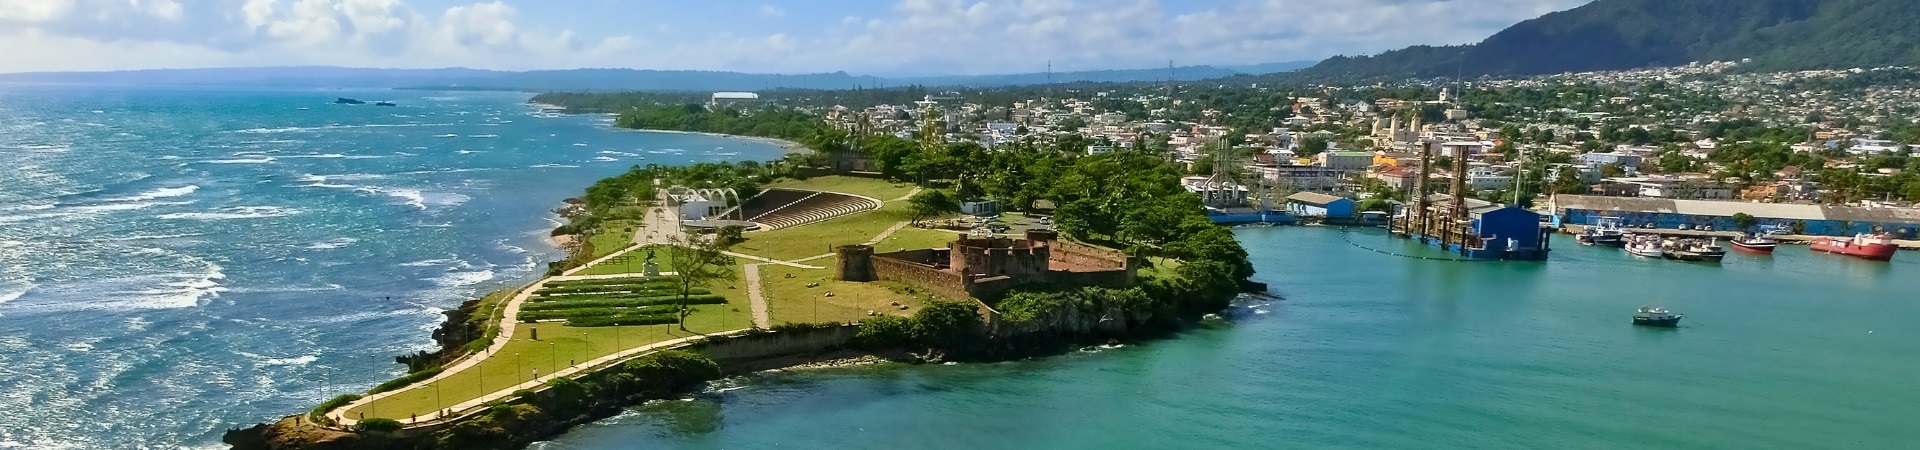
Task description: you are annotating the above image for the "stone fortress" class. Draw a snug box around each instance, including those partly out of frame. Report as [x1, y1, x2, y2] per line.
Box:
[835, 229, 1137, 303]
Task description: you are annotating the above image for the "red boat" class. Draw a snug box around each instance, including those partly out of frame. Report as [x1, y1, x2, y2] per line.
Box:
[1810, 233, 1898, 261]
[1729, 234, 1778, 254]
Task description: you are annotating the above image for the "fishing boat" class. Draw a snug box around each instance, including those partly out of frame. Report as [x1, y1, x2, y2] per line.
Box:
[1625, 234, 1666, 258]
[1577, 218, 1626, 247]
[1810, 233, 1899, 261]
[1663, 238, 1726, 263]
[1728, 233, 1778, 254]
[1633, 306, 1683, 328]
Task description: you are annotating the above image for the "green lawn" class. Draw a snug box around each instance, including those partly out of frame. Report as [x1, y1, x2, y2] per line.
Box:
[344, 273, 752, 422]
[584, 220, 641, 260]
[871, 226, 961, 253]
[758, 257, 924, 325]
[574, 244, 676, 276]
[764, 176, 917, 201]
[731, 206, 913, 261]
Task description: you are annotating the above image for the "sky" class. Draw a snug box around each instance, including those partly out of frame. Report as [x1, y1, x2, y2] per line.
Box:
[0, 0, 1595, 75]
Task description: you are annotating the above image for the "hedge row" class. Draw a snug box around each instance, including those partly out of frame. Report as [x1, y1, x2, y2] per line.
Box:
[366, 367, 444, 395]
[529, 291, 715, 303]
[521, 307, 654, 322]
[522, 295, 727, 312]
[545, 276, 673, 287]
[535, 288, 689, 299]
[566, 313, 679, 327]
[545, 280, 679, 292]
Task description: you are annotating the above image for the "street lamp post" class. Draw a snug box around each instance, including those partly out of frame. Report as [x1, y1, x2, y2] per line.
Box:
[515, 352, 521, 384]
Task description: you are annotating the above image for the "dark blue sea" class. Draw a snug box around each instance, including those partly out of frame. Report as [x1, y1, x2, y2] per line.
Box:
[0, 84, 785, 448]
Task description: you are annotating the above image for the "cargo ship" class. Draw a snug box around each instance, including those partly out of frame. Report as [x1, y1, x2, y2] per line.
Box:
[1810, 233, 1898, 261]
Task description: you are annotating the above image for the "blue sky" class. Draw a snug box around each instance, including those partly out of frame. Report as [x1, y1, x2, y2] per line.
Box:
[0, 0, 1593, 74]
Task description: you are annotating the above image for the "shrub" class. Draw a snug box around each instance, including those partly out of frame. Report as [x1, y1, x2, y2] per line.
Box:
[309, 393, 362, 424]
[367, 367, 445, 395]
[621, 350, 722, 391]
[912, 300, 984, 347]
[313, 394, 362, 416]
[770, 322, 840, 332]
[853, 316, 914, 350]
[352, 418, 404, 433]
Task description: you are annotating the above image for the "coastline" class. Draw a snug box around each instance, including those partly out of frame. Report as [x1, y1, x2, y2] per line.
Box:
[622, 129, 809, 155]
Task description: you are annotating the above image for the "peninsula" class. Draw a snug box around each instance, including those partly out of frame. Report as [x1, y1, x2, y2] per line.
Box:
[229, 100, 1256, 450]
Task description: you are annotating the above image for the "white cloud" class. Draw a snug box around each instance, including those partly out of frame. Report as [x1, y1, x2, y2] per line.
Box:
[0, 0, 1597, 74]
[0, 0, 77, 22]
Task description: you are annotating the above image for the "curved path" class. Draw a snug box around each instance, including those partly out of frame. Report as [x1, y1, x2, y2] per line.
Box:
[327, 182, 882, 429]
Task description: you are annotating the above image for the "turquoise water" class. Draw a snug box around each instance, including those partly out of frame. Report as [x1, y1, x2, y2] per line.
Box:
[0, 85, 785, 448]
[538, 227, 1920, 449]
[6, 85, 1918, 449]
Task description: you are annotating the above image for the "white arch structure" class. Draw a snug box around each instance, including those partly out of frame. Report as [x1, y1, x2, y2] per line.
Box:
[665, 186, 743, 221]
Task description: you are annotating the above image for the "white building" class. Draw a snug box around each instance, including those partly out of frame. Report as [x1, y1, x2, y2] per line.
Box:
[1438, 140, 1495, 158]
[711, 92, 760, 106]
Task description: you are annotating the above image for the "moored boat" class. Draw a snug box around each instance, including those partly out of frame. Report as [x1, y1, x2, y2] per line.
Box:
[1729, 234, 1778, 254]
[1662, 238, 1726, 263]
[1633, 306, 1683, 327]
[1811, 233, 1898, 261]
[1625, 234, 1666, 258]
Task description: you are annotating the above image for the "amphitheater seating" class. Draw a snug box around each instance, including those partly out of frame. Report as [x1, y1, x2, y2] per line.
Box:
[743, 188, 880, 230]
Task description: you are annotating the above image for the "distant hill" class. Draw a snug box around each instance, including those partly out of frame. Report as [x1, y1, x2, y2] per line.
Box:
[1293, 0, 1920, 80]
[0, 61, 1314, 91]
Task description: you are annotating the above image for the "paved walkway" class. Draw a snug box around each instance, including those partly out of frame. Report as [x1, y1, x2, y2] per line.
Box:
[743, 264, 769, 328]
[332, 180, 698, 429]
[725, 251, 824, 269]
[562, 183, 681, 277]
[864, 221, 912, 246]
[891, 187, 923, 202]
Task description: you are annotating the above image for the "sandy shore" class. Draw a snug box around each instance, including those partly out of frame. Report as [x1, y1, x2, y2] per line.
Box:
[636, 129, 809, 154]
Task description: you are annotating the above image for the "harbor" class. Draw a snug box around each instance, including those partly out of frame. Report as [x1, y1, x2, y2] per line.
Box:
[555, 225, 1920, 449]
[1561, 224, 1920, 250]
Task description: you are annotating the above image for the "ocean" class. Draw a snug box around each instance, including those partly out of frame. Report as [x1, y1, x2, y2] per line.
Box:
[6, 85, 1920, 450]
[0, 84, 785, 448]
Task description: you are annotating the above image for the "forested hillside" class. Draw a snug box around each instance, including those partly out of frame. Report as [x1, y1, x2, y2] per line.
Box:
[1295, 0, 1920, 80]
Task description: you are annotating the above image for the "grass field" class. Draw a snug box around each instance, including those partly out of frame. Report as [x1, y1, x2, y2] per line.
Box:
[757, 257, 924, 325]
[573, 244, 677, 276]
[731, 206, 913, 261]
[871, 226, 961, 253]
[584, 220, 641, 260]
[764, 176, 917, 201]
[343, 274, 750, 421]
[344, 176, 931, 421]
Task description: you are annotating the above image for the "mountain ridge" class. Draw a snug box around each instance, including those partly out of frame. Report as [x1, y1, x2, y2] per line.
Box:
[1292, 0, 1920, 80]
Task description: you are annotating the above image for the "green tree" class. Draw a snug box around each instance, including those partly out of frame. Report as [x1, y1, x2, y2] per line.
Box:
[912, 300, 984, 349]
[666, 233, 738, 331]
[714, 225, 746, 249]
[907, 189, 961, 224]
[1601, 163, 1627, 178]
[1731, 213, 1758, 231]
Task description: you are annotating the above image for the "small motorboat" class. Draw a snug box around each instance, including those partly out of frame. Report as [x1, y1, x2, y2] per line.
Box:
[1634, 306, 1683, 327]
[1729, 233, 1778, 254]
